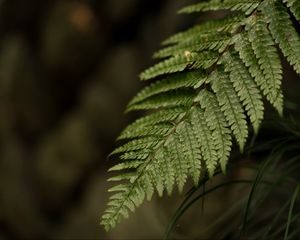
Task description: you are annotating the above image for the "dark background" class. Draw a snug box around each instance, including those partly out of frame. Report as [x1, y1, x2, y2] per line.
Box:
[0, 0, 198, 239]
[0, 0, 299, 239]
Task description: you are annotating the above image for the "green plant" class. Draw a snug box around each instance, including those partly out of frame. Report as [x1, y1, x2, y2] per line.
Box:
[101, 0, 300, 233]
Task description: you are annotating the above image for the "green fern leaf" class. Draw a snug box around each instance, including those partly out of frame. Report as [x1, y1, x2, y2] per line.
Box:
[117, 123, 172, 140]
[139, 51, 218, 81]
[247, 15, 283, 115]
[161, 148, 176, 195]
[164, 134, 189, 193]
[162, 13, 245, 45]
[211, 70, 248, 152]
[177, 121, 202, 185]
[179, 0, 261, 15]
[118, 107, 186, 140]
[283, 0, 300, 21]
[129, 70, 204, 106]
[234, 32, 283, 114]
[111, 137, 160, 155]
[196, 90, 232, 172]
[108, 161, 144, 171]
[126, 90, 196, 112]
[190, 106, 218, 177]
[119, 150, 150, 161]
[154, 32, 231, 59]
[221, 51, 264, 133]
[263, 0, 300, 76]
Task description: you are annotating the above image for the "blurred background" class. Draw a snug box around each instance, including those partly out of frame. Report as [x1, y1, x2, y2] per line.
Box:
[0, 0, 299, 239]
[0, 0, 198, 239]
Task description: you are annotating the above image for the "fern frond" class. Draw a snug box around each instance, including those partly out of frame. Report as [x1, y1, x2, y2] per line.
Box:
[234, 32, 283, 114]
[263, 0, 300, 76]
[247, 15, 283, 115]
[139, 51, 218, 81]
[211, 70, 248, 152]
[196, 90, 232, 172]
[179, 0, 261, 15]
[221, 51, 264, 133]
[102, 0, 300, 231]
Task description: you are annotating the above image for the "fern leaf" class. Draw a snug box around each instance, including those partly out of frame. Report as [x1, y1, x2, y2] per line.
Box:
[108, 161, 144, 171]
[118, 107, 186, 140]
[263, 0, 300, 76]
[211, 70, 248, 152]
[177, 121, 202, 185]
[161, 148, 175, 195]
[248, 15, 283, 115]
[101, 181, 145, 231]
[139, 54, 195, 81]
[119, 150, 150, 161]
[111, 137, 160, 155]
[154, 33, 231, 59]
[162, 13, 245, 45]
[234, 32, 283, 114]
[147, 155, 166, 197]
[179, 0, 261, 15]
[118, 123, 172, 140]
[108, 173, 138, 182]
[126, 90, 196, 112]
[129, 70, 204, 106]
[222, 52, 264, 133]
[283, 0, 300, 22]
[165, 134, 189, 193]
[196, 90, 232, 172]
[139, 51, 218, 81]
[190, 106, 218, 177]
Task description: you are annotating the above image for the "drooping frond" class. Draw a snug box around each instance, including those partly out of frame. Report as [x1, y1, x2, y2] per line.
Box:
[101, 0, 300, 231]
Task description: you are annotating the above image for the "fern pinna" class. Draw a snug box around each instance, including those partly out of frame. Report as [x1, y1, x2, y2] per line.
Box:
[101, 0, 300, 231]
